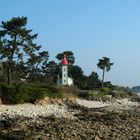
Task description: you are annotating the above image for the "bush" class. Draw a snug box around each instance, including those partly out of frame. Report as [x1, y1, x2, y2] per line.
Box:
[90, 90, 108, 97]
[57, 85, 78, 98]
[15, 82, 59, 94]
[78, 90, 111, 101]
[0, 83, 80, 104]
[0, 84, 27, 104]
[77, 90, 90, 98]
[103, 81, 112, 88]
[110, 86, 135, 98]
[0, 83, 60, 104]
[100, 87, 110, 93]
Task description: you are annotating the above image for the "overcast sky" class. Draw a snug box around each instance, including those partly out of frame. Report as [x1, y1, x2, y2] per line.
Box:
[1, 0, 140, 87]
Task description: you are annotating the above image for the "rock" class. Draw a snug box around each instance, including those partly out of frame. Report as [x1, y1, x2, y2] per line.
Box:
[0, 120, 12, 128]
[0, 121, 4, 129]
[34, 97, 51, 105]
[0, 98, 3, 104]
[94, 135, 101, 140]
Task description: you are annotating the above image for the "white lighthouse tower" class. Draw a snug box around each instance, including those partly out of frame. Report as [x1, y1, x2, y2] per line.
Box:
[61, 55, 68, 85]
[57, 55, 73, 86]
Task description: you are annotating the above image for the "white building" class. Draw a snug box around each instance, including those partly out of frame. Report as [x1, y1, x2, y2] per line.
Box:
[67, 77, 73, 86]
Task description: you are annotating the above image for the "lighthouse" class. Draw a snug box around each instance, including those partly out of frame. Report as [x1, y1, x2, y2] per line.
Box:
[61, 55, 68, 85]
[57, 55, 73, 86]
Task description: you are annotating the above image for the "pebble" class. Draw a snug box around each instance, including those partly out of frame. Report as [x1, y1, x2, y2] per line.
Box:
[0, 104, 75, 119]
[0, 98, 139, 119]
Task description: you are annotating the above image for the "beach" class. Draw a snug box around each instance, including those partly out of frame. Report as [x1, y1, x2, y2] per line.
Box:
[0, 98, 139, 139]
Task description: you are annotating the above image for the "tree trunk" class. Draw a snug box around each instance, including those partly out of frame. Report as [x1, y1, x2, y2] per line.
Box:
[102, 68, 105, 87]
[7, 66, 11, 85]
[7, 36, 17, 85]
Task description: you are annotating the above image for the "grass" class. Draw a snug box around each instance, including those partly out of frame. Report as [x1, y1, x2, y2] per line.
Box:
[89, 90, 109, 97]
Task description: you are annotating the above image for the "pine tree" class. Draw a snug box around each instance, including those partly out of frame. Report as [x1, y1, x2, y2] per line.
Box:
[0, 17, 42, 84]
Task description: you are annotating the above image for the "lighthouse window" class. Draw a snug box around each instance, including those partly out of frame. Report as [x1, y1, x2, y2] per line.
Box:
[64, 80, 66, 83]
[64, 68, 65, 71]
[64, 74, 66, 77]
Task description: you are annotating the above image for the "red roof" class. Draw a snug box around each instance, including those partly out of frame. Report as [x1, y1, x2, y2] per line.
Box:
[61, 55, 68, 65]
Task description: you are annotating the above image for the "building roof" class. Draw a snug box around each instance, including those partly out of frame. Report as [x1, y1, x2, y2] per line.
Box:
[61, 55, 68, 65]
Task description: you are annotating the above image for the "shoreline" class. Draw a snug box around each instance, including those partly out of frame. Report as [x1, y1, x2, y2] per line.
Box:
[0, 98, 139, 119]
[0, 98, 139, 140]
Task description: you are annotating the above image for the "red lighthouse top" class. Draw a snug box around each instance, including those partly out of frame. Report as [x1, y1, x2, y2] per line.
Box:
[61, 55, 68, 65]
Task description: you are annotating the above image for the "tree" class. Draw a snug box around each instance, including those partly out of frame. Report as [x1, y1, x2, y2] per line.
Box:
[12, 61, 28, 82]
[27, 51, 49, 69]
[86, 71, 101, 89]
[0, 17, 42, 84]
[69, 65, 87, 89]
[56, 51, 75, 65]
[27, 51, 49, 82]
[97, 57, 113, 87]
[42, 60, 59, 84]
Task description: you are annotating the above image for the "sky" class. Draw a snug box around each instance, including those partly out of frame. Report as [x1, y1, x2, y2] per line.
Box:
[0, 0, 140, 87]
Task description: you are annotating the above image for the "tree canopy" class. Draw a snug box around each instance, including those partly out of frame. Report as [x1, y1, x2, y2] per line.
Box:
[86, 71, 101, 89]
[68, 65, 87, 89]
[0, 17, 49, 84]
[97, 57, 113, 87]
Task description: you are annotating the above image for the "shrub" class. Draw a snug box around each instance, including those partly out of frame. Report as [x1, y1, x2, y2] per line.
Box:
[103, 81, 112, 88]
[16, 83, 60, 98]
[0, 83, 79, 104]
[0, 84, 27, 104]
[90, 90, 108, 97]
[57, 85, 78, 98]
[100, 87, 110, 93]
[78, 90, 111, 101]
[77, 90, 90, 98]
[110, 86, 135, 98]
[15, 83, 59, 94]
[0, 83, 60, 104]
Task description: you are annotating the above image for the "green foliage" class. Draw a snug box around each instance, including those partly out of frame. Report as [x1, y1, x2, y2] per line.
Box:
[0, 83, 60, 104]
[57, 85, 78, 98]
[90, 90, 108, 97]
[110, 86, 134, 98]
[0, 17, 49, 85]
[88, 90, 113, 101]
[1, 84, 30, 104]
[97, 57, 113, 71]
[100, 87, 110, 93]
[77, 90, 90, 98]
[103, 81, 112, 88]
[69, 65, 87, 89]
[77, 90, 110, 101]
[27, 51, 49, 82]
[42, 60, 59, 84]
[86, 71, 101, 89]
[97, 57, 113, 87]
[0, 83, 79, 104]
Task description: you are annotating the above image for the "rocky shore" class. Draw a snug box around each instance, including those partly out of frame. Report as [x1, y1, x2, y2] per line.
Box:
[0, 98, 139, 140]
